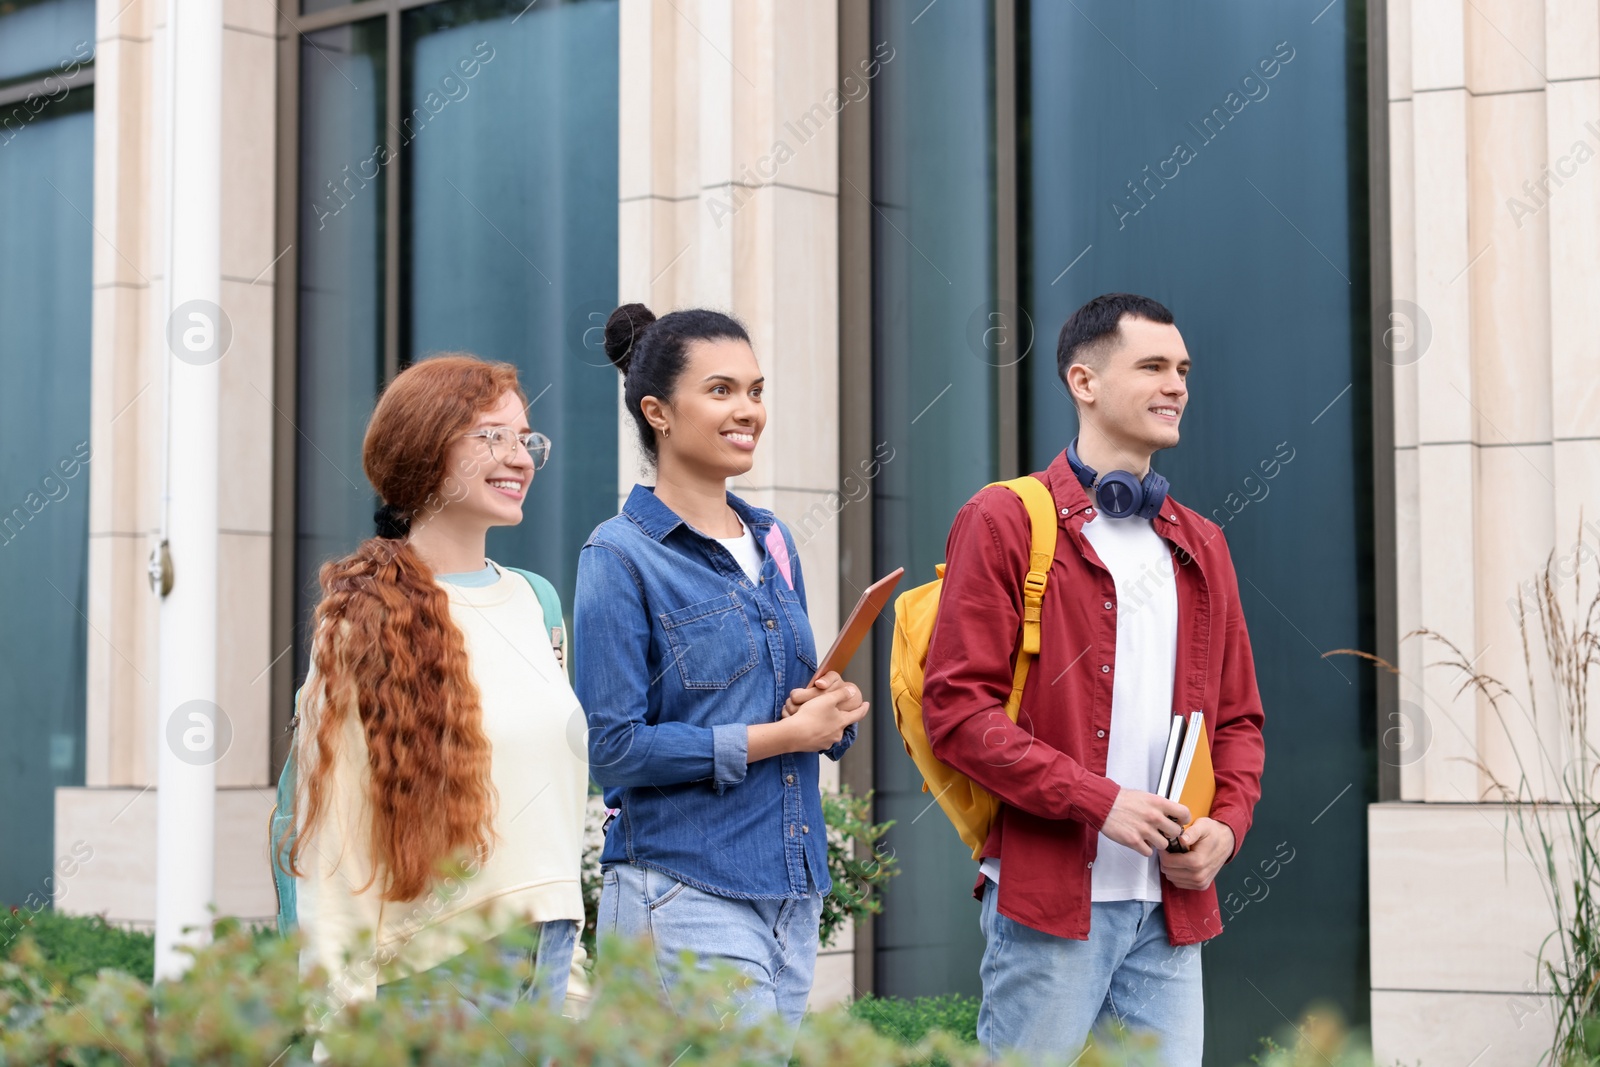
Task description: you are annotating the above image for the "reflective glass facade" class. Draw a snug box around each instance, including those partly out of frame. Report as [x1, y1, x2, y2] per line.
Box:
[870, 0, 998, 999]
[871, 2, 1375, 1060]
[0, 53, 93, 908]
[0, 0, 93, 84]
[1022, 4, 1374, 1060]
[293, 19, 388, 680]
[403, 0, 619, 598]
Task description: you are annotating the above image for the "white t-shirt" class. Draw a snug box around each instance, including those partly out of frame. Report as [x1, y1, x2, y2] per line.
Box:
[716, 521, 765, 584]
[980, 510, 1178, 904]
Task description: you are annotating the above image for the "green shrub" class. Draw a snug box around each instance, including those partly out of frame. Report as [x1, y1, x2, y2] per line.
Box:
[2, 911, 1403, 1067]
[849, 992, 979, 1046]
[821, 786, 899, 949]
[0, 919, 1039, 1067]
[1, 907, 155, 986]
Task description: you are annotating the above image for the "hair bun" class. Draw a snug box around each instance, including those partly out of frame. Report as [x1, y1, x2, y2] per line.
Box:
[604, 303, 656, 376]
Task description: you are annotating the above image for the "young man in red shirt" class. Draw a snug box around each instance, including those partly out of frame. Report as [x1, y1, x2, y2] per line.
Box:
[922, 293, 1266, 1065]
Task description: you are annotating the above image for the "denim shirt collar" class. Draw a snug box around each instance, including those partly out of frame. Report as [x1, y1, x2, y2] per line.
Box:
[622, 483, 776, 544]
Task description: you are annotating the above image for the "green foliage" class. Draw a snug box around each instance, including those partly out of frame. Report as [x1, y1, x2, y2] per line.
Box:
[2, 910, 1396, 1067]
[0, 918, 1037, 1067]
[821, 786, 899, 950]
[1244, 1005, 1406, 1067]
[0, 915, 1247, 1067]
[848, 992, 979, 1045]
[1568, 1013, 1600, 1067]
[0, 907, 155, 986]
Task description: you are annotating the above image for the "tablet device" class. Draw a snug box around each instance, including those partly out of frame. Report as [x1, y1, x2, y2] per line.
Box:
[810, 567, 905, 684]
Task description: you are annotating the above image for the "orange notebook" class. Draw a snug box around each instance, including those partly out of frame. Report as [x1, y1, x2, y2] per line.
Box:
[1159, 711, 1215, 853]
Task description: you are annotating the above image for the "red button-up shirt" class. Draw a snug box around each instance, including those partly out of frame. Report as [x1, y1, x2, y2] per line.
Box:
[921, 448, 1267, 945]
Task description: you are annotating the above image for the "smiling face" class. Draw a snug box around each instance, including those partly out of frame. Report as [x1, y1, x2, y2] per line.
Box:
[647, 337, 766, 480]
[434, 389, 535, 530]
[1068, 315, 1191, 455]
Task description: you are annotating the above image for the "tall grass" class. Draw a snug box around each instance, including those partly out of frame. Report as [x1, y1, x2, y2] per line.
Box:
[1337, 519, 1600, 1066]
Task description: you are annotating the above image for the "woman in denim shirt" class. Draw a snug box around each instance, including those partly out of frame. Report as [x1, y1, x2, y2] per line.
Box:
[574, 304, 868, 1046]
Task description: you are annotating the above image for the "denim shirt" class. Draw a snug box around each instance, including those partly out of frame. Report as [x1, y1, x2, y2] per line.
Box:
[573, 485, 855, 899]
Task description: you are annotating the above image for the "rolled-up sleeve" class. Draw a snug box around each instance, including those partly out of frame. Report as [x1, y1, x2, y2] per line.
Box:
[711, 723, 750, 790]
[575, 543, 745, 791]
[824, 722, 856, 762]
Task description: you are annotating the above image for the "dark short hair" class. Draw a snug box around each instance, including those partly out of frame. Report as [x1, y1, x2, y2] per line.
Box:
[1056, 292, 1175, 388]
[604, 303, 751, 464]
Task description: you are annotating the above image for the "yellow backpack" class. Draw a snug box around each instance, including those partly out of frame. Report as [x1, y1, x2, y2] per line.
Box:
[888, 476, 1059, 859]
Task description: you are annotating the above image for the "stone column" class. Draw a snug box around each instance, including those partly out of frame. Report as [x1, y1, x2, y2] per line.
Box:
[1374, 0, 1600, 1059]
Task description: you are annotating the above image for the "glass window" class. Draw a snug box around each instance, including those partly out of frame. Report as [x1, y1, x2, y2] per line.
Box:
[403, 0, 619, 610]
[293, 20, 387, 682]
[0, 0, 94, 86]
[1021, 2, 1373, 1059]
[0, 85, 93, 908]
[870, 0, 995, 999]
[291, 0, 619, 686]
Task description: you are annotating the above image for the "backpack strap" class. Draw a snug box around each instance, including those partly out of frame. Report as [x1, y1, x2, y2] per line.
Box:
[270, 685, 304, 936]
[986, 476, 1059, 715]
[505, 566, 567, 671]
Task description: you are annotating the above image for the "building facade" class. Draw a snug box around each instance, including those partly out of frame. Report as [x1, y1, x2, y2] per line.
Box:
[1, 0, 1592, 1063]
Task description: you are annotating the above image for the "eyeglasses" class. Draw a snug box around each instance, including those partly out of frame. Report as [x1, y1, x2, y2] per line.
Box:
[462, 426, 552, 470]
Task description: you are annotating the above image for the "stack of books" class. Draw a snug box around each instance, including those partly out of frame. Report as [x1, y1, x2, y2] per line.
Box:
[1157, 710, 1215, 854]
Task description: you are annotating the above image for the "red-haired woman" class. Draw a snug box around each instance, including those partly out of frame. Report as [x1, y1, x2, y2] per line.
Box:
[287, 354, 588, 1018]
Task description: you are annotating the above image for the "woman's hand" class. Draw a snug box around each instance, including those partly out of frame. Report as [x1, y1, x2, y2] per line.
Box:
[781, 671, 868, 750]
[748, 672, 868, 762]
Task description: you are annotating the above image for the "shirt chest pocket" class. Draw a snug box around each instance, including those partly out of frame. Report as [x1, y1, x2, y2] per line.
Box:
[659, 593, 759, 690]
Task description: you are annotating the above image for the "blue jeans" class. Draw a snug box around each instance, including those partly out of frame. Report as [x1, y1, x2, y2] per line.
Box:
[378, 919, 578, 1015]
[599, 862, 822, 1052]
[977, 881, 1203, 1066]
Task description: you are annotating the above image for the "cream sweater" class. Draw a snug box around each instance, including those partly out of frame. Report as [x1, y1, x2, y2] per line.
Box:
[294, 561, 590, 1014]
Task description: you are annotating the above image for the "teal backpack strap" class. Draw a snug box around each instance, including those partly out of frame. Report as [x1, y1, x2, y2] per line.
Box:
[506, 567, 566, 673]
[270, 685, 303, 937]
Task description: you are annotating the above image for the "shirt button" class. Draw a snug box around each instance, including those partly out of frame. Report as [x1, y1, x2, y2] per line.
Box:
[1086, 861, 1094, 869]
[785, 774, 795, 785]
[1060, 508, 1069, 516]
[1096, 729, 1105, 738]
[1103, 601, 1113, 610]
[1101, 664, 1110, 673]
[802, 825, 810, 834]
[765, 619, 776, 629]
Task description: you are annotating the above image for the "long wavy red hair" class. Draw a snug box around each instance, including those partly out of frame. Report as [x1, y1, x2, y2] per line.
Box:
[289, 354, 526, 901]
